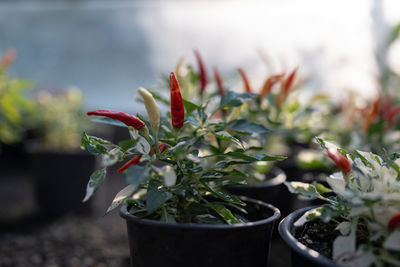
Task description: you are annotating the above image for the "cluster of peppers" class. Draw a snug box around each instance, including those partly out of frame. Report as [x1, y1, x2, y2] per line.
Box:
[87, 72, 184, 173]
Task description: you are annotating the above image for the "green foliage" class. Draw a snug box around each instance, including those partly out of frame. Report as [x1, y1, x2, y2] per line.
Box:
[0, 65, 34, 144]
[30, 87, 91, 151]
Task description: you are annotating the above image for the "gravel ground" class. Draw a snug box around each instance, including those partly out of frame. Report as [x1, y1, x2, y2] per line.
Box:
[0, 215, 130, 267]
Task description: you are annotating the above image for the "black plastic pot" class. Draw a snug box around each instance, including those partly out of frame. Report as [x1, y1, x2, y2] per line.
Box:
[278, 206, 339, 267]
[29, 151, 96, 218]
[226, 167, 291, 217]
[120, 196, 280, 267]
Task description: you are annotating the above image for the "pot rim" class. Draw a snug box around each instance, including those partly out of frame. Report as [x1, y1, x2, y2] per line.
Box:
[120, 196, 280, 229]
[229, 166, 287, 189]
[278, 206, 340, 267]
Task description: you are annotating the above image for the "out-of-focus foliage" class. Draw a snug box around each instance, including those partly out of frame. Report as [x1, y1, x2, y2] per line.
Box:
[0, 49, 34, 144]
[31, 87, 90, 152]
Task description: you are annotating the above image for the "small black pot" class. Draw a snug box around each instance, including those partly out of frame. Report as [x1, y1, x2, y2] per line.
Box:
[120, 196, 280, 267]
[29, 151, 96, 218]
[278, 206, 339, 267]
[226, 167, 291, 217]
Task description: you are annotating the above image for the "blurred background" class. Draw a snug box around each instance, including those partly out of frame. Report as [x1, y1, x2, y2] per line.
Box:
[1, 0, 400, 266]
[1, 0, 400, 110]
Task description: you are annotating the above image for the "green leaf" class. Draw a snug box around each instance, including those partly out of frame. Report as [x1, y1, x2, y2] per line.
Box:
[226, 120, 270, 134]
[213, 160, 249, 169]
[81, 132, 110, 155]
[209, 203, 240, 224]
[124, 165, 151, 189]
[83, 168, 107, 202]
[214, 131, 245, 150]
[118, 139, 136, 151]
[102, 147, 124, 167]
[284, 181, 321, 199]
[201, 182, 245, 206]
[183, 99, 200, 114]
[136, 136, 151, 154]
[105, 185, 136, 215]
[314, 183, 332, 194]
[160, 207, 176, 223]
[146, 180, 172, 215]
[185, 116, 201, 127]
[224, 152, 286, 162]
[219, 91, 257, 108]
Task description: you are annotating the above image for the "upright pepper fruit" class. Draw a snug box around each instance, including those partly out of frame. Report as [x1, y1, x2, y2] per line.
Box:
[194, 50, 208, 93]
[213, 67, 225, 96]
[237, 68, 253, 93]
[362, 96, 380, 133]
[87, 110, 145, 130]
[137, 87, 160, 128]
[260, 73, 284, 99]
[327, 148, 351, 174]
[283, 67, 298, 96]
[169, 72, 185, 129]
[275, 68, 298, 107]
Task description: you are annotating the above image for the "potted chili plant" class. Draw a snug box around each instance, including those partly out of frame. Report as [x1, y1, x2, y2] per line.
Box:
[280, 138, 400, 267]
[82, 72, 282, 267]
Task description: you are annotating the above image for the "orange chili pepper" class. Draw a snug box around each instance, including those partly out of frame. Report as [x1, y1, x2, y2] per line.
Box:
[237, 68, 252, 93]
[260, 73, 284, 99]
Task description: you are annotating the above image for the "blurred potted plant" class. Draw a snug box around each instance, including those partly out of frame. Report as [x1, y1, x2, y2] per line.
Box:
[82, 72, 281, 267]
[280, 138, 400, 267]
[28, 87, 95, 218]
[0, 49, 35, 168]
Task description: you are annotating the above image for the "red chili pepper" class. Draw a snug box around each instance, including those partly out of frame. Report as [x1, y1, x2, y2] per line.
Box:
[363, 96, 380, 133]
[194, 49, 208, 93]
[151, 142, 169, 155]
[260, 73, 284, 99]
[169, 72, 185, 128]
[237, 68, 252, 93]
[283, 68, 298, 96]
[117, 155, 142, 173]
[213, 67, 225, 96]
[327, 149, 351, 174]
[87, 110, 145, 130]
[385, 104, 400, 129]
[388, 213, 400, 230]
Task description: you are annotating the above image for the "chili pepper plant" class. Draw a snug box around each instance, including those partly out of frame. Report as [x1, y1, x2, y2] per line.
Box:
[285, 138, 400, 266]
[82, 71, 284, 224]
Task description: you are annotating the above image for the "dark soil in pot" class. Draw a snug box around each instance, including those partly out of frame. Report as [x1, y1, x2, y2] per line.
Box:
[120, 196, 280, 267]
[29, 151, 96, 218]
[296, 220, 339, 259]
[279, 206, 340, 267]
